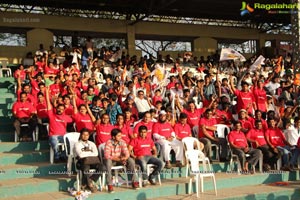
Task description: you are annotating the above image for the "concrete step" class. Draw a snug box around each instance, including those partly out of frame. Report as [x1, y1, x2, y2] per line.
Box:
[0, 98, 15, 104]
[0, 131, 15, 142]
[0, 150, 49, 166]
[0, 141, 49, 153]
[0, 191, 72, 200]
[0, 172, 299, 200]
[0, 109, 13, 117]
[0, 77, 15, 83]
[0, 97, 17, 104]
[149, 181, 300, 200]
[0, 117, 14, 126]
[0, 88, 9, 93]
[0, 93, 16, 99]
[0, 162, 67, 181]
[0, 175, 75, 199]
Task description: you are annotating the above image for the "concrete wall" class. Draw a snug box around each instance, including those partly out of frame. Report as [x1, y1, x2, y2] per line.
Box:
[0, 12, 293, 64]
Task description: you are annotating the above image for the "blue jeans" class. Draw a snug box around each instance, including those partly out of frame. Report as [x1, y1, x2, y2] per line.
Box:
[136, 155, 163, 180]
[277, 146, 300, 166]
[49, 135, 66, 160]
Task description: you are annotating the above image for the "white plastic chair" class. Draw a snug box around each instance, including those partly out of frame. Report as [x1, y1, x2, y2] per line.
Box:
[211, 124, 230, 162]
[74, 152, 103, 192]
[0, 59, 11, 77]
[98, 144, 129, 188]
[14, 123, 37, 142]
[186, 150, 217, 197]
[182, 137, 207, 178]
[64, 132, 80, 176]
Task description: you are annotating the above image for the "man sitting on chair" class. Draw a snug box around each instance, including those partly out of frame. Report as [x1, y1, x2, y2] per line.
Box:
[152, 110, 184, 169]
[12, 92, 37, 141]
[228, 121, 262, 173]
[104, 128, 139, 193]
[74, 128, 100, 193]
[246, 119, 277, 170]
[199, 109, 228, 161]
[128, 125, 163, 187]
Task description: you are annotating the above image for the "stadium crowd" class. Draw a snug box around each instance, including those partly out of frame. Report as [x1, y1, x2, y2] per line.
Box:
[11, 40, 300, 193]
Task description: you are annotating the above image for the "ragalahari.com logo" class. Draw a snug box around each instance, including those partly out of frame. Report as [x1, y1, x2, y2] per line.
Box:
[240, 2, 299, 15]
[240, 2, 254, 16]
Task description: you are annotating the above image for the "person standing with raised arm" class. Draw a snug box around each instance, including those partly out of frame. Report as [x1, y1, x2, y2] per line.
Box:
[46, 86, 72, 163]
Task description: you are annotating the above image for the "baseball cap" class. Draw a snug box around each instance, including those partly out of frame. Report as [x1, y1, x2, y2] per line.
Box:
[159, 110, 167, 115]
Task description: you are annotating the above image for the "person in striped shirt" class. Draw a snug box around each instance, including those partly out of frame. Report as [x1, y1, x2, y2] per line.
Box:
[104, 128, 139, 193]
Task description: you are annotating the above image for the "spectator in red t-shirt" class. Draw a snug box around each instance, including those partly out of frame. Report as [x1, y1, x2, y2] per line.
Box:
[199, 108, 228, 161]
[29, 72, 44, 98]
[265, 119, 299, 170]
[246, 119, 277, 170]
[36, 92, 49, 140]
[12, 92, 37, 141]
[114, 114, 132, 144]
[133, 112, 154, 140]
[16, 77, 36, 106]
[152, 110, 184, 168]
[230, 77, 257, 115]
[72, 96, 96, 133]
[46, 87, 72, 163]
[152, 89, 163, 106]
[95, 113, 114, 147]
[124, 107, 136, 130]
[176, 99, 204, 137]
[238, 109, 253, 133]
[128, 125, 163, 186]
[14, 64, 26, 82]
[174, 113, 192, 140]
[249, 110, 268, 131]
[118, 93, 139, 120]
[228, 121, 262, 173]
[252, 79, 267, 115]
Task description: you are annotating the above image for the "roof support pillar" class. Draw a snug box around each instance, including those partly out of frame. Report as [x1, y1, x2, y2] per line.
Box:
[27, 28, 53, 52]
[126, 25, 142, 57]
[193, 37, 217, 58]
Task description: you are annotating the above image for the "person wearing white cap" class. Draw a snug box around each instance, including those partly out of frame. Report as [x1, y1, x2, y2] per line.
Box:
[152, 110, 184, 169]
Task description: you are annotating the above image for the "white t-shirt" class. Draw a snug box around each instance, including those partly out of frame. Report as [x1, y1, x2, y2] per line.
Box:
[284, 125, 300, 146]
[135, 98, 151, 113]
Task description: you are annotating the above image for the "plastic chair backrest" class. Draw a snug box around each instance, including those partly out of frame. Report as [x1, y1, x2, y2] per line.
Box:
[214, 124, 230, 138]
[182, 137, 201, 151]
[64, 132, 80, 157]
[185, 150, 201, 174]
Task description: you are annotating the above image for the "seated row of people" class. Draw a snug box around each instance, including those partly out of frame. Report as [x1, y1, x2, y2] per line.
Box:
[74, 127, 163, 193]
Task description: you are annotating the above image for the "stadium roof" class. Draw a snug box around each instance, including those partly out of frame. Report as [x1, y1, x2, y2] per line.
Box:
[1, 0, 292, 25]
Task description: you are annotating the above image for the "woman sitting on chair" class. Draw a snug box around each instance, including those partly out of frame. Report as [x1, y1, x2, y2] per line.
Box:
[74, 128, 101, 193]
